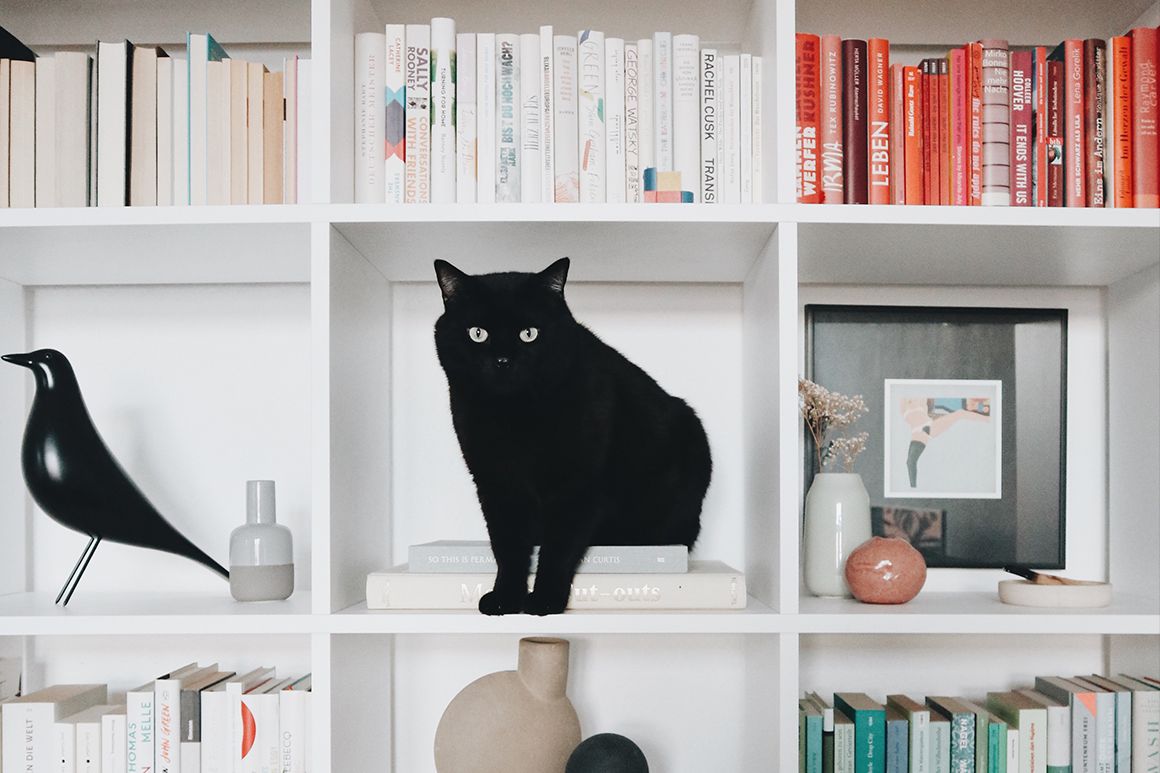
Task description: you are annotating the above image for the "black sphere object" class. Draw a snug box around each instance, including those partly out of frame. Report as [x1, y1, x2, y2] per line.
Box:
[566, 734, 649, 773]
[3, 349, 228, 605]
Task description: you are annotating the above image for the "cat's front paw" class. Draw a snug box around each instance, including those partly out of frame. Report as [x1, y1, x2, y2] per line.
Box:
[478, 589, 526, 616]
[522, 591, 569, 616]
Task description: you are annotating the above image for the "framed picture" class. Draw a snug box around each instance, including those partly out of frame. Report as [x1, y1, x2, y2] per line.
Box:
[805, 305, 1067, 569]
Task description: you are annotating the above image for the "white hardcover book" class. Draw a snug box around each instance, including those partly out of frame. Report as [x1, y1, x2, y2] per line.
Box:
[155, 677, 182, 773]
[495, 33, 521, 202]
[188, 34, 228, 205]
[752, 55, 763, 203]
[126, 682, 156, 773]
[278, 679, 310, 773]
[355, 32, 386, 203]
[198, 690, 227, 773]
[700, 48, 718, 203]
[519, 32, 542, 202]
[296, 62, 311, 202]
[0, 61, 8, 207]
[283, 56, 298, 204]
[929, 719, 951, 773]
[172, 59, 189, 205]
[3, 686, 107, 773]
[53, 715, 78, 773]
[1017, 689, 1071, 773]
[238, 681, 286, 773]
[552, 35, 579, 202]
[246, 62, 265, 204]
[719, 54, 740, 204]
[430, 17, 456, 203]
[35, 56, 56, 206]
[179, 742, 200, 773]
[637, 38, 654, 191]
[739, 53, 753, 203]
[385, 25, 406, 203]
[88, 60, 97, 205]
[74, 706, 116, 773]
[653, 32, 673, 171]
[539, 25, 555, 202]
[54, 53, 91, 207]
[130, 45, 160, 206]
[157, 56, 174, 205]
[205, 60, 230, 205]
[96, 40, 132, 206]
[456, 33, 477, 203]
[672, 33, 699, 200]
[1006, 728, 1019, 773]
[8, 60, 35, 208]
[577, 29, 605, 202]
[101, 707, 127, 773]
[625, 43, 640, 202]
[405, 24, 431, 203]
[604, 37, 626, 202]
[476, 33, 496, 203]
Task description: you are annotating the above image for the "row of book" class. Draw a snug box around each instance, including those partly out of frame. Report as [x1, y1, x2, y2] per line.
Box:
[803, 674, 1160, 773]
[0, 26, 310, 209]
[795, 28, 1160, 207]
[354, 20, 764, 205]
[0, 660, 310, 773]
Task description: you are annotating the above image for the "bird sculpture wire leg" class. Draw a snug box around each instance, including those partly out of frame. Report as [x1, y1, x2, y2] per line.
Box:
[55, 535, 101, 607]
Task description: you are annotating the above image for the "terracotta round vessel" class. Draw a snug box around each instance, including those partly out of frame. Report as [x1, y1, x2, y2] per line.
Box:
[844, 537, 927, 604]
[434, 637, 581, 773]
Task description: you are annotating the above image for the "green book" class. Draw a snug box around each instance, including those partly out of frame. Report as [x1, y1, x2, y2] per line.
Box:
[836, 693, 887, 773]
[1017, 688, 1071, 773]
[962, 700, 1007, 773]
[930, 710, 952, 773]
[886, 694, 931, 773]
[807, 692, 837, 773]
[928, 697, 976, 773]
[802, 698, 824, 773]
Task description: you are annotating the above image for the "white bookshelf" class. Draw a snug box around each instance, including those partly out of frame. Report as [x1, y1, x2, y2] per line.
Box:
[0, 0, 1157, 770]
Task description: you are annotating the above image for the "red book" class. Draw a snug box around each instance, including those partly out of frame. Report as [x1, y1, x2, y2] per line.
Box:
[968, 41, 983, 205]
[842, 39, 869, 204]
[1110, 36, 1133, 207]
[929, 59, 942, 203]
[819, 34, 844, 203]
[1053, 41, 1086, 206]
[890, 63, 906, 204]
[938, 59, 950, 204]
[1010, 50, 1033, 206]
[1034, 46, 1049, 206]
[796, 33, 822, 204]
[904, 65, 923, 204]
[867, 38, 891, 204]
[1131, 27, 1158, 208]
[921, 59, 933, 204]
[1084, 39, 1106, 206]
[949, 48, 968, 205]
[1047, 59, 1065, 206]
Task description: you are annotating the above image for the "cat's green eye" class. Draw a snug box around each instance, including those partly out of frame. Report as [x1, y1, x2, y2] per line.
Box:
[520, 327, 539, 343]
[469, 327, 489, 343]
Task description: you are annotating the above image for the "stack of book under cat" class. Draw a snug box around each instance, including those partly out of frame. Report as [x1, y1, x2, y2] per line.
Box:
[0, 658, 311, 773]
[365, 541, 747, 609]
[802, 675, 1160, 773]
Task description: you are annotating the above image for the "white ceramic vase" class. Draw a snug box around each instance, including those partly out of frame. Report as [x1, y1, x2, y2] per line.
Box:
[803, 472, 872, 598]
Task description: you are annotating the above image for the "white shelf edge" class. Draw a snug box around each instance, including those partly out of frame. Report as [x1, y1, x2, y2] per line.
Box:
[0, 204, 320, 229]
[790, 203, 1160, 229]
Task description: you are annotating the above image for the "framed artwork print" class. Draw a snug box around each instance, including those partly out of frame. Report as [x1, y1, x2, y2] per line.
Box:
[805, 305, 1067, 569]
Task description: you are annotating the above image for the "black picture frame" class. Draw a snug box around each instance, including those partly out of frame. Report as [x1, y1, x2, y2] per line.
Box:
[805, 305, 1068, 569]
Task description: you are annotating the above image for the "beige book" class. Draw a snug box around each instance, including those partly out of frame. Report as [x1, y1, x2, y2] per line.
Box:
[206, 60, 230, 204]
[2, 684, 107, 772]
[8, 59, 36, 208]
[263, 71, 284, 203]
[0, 59, 10, 207]
[130, 46, 161, 205]
[229, 59, 248, 204]
[246, 62, 266, 204]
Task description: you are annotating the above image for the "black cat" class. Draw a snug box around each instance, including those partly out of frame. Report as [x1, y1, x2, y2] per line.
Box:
[433, 258, 712, 616]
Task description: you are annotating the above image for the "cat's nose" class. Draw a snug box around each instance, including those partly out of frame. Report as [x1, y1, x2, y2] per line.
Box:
[495, 357, 511, 368]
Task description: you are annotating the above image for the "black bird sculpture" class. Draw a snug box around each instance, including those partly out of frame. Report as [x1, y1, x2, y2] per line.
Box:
[3, 349, 228, 605]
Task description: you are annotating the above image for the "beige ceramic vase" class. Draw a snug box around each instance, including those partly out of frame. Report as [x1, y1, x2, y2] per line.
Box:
[434, 637, 582, 773]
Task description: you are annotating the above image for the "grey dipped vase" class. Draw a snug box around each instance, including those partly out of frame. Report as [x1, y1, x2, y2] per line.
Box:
[434, 637, 581, 773]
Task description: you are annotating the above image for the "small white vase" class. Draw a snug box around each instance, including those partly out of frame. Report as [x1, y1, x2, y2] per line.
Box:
[803, 472, 872, 598]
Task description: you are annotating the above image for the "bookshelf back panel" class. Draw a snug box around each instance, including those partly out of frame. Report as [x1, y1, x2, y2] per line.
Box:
[22, 284, 312, 596]
[388, 281, 747, 570]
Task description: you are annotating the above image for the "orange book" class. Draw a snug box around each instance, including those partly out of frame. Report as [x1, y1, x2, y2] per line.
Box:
[968, 42, 983, 205]
[921, 60, 934, 204]
[1110, 36, 1133, 207]
[938, 59, 950, 204]
[796, 33, 822, 203]
[1131, 27, 1158, 208]
[904, 66, 923, 204]
[890, 63, 906, 204]
[948, 47, 969, 205]
[867, 38, 891, 203]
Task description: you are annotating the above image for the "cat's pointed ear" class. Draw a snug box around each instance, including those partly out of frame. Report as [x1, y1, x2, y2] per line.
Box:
[434, 260, 468, 304]
[539, 257, 570, 296]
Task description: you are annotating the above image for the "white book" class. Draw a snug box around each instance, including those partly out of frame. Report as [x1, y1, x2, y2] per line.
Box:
[201, 668, 274, 773]
[700, 48, 718, 203]
[539, 25, 555, 202]
[126, 680, 159, 773]
[653, 32, 673, 171]
[205, 59, 230, 205]
[53, 715, 79, 773]
[187, 33, 229, 205]
[456, 33, 477, 203]
[519, 33, 542, 202]
[157, 56, 174, 205]
[1110, 676, 1160, 773]
[405, 24, 431, 203]
[637, 38, 654, 190]
[96, 40, 132, 206]
[278, 678, 311, 773]
[0, 60, 8, 207]
[101, 707, 127, 773]
[430, 17, 456, 203]
[577, 29, 605, 202]
[552, 35, 579, 202]
[156, 664, 215, 773]
[89, 58, 97, 205]
[672, 33, 699, 200]
[355, 32, 387, 203]
[3, 685, 107, 773]
[886, 696, 930, 773]
[385, 25, 406, 203]
[238, 679, 289, 773]
[367, 560, 747, 609]
[624, 43, 640, 202]
[604, 37, 626, 203]
[929, 717, 951, 773]
[283, 56, 298, 203]
[297, 60, 312, 203]
[74, 705, 116, 773]
[1007, 728, 1020, 773]
[495, 33, 521, 202]
[172, 59, 189, 205]
[476, 33, 496, 203]
[228, 59, 248, 205]
[35, 56, 57, 207]
[739, 53, 752, 203]
[752, 55, 763, 203]
[246, 61, 265, 204]
[130, 45, 160, 206]
[719, 54, 740, 204]
[8, 60, 35, 208]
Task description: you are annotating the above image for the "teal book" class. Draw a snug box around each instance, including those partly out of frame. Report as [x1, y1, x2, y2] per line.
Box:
[802, 699, 824, 773]
[928, 697, 976, 773]
[806, 692, 837, 773]
[886, 707, 909, 773]
[963, 701, 1007, 773]
[836, 693, 887, 773]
